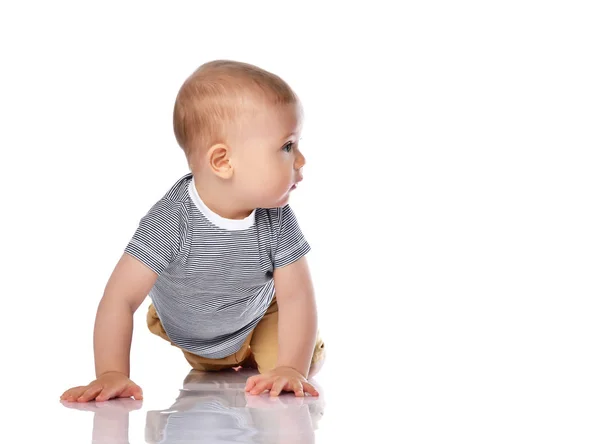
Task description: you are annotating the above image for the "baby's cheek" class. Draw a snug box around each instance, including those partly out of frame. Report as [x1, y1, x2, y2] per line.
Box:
[275, 174, 291, 191]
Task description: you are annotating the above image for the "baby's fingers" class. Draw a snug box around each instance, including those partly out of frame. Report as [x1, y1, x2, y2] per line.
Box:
[61, 386, 86, 401]
[95, 384, 122, 402]
[269, 377, 288, 397]
[121, 384, 144, 401]
[291, 380, 305, 397]
[77, 385, 103, 402]
[131, 385, 144, 401]
[250, 379, 272, 395]
[245, 376, 260, 392]
[301, 381, 319, 397]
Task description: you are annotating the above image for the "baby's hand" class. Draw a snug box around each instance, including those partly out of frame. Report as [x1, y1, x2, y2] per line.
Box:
[60, 371, 143, 403]
[245, 366, 319, 397]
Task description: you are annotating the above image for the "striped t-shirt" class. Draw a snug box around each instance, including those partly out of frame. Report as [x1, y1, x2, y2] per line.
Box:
[124, 172, 311, 359]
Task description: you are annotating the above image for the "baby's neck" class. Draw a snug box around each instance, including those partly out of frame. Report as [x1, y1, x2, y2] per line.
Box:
[192, 174, 253, 220]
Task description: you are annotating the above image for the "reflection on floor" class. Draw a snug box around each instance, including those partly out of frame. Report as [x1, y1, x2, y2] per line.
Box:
[61, 368, 325, 443]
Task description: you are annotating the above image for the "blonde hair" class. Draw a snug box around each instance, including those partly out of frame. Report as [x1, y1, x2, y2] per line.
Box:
[173, 60, 300, 164]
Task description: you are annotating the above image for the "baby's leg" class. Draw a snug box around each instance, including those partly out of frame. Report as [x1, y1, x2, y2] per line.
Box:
[308, 353, 326, 379]
[181, 350, 236, 372]
[147, 303, 249, 372]
[237, 352, 258, 370]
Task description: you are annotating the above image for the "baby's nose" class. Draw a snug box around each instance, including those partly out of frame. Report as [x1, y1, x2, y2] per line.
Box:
[295, 151, 306, 170]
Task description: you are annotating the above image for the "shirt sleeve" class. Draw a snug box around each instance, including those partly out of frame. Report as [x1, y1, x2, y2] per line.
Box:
[274, 204, 311, 268]
[124, 199, 187, 275]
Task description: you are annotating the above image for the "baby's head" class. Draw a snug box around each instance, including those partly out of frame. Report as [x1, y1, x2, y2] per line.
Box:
[173, 60, 305, 212]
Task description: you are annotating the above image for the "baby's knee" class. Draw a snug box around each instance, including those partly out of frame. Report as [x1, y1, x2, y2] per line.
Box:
[255, 355, 278, 374]
[308, 355, 325, 378]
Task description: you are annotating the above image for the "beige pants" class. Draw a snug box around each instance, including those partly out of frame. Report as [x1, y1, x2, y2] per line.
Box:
[147, 295, 326, 373]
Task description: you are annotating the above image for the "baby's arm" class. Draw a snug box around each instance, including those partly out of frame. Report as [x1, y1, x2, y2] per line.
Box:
[272, 255, 318, 378]
[61, 253, 158, 402]
[245, 256, 320, 398]
[94, 252, 157, 376]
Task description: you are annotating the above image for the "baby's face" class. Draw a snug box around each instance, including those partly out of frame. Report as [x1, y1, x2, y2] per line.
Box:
[230, 102, 305, 209]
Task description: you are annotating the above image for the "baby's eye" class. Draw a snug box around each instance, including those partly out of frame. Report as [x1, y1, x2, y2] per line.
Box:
[282, 141, 294, 153]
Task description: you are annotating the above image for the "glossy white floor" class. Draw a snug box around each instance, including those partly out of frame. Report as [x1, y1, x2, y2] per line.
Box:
[14, 320, 600, 444]
[61, 368, 327, 443]
[49, 335, 391, 443]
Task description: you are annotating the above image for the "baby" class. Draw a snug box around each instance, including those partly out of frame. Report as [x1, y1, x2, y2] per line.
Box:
[61, 60, 325, 402]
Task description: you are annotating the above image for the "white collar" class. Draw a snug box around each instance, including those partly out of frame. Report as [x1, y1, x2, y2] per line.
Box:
[188, 177, 255, 231]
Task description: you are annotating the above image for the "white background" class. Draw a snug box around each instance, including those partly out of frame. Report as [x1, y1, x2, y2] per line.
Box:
[1, 1, 599, 442]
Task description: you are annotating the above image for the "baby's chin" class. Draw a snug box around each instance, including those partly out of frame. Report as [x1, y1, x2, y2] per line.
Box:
[259, 193, 291, 209]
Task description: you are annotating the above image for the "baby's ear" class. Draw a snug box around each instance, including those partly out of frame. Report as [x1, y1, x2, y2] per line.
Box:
[207, 143, 233, 179]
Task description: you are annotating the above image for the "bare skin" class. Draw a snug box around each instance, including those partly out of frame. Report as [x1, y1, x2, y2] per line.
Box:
[61, 253, 156, 403]
[61, 371, 143, 403]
